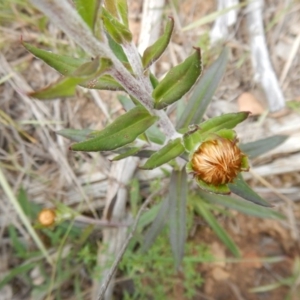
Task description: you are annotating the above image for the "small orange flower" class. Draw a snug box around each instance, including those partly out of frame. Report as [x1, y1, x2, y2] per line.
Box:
[38, 209, 56, 227]
[191, 137, 245, 185]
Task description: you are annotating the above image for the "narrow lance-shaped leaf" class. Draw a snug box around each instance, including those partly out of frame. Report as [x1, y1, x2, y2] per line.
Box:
[107, 33, 128, 62]
[142, 17, 174, 69]
[197, 191, 284, 220]
[141, 196, 170, 253]
[141, 138, 185, 170]
[85, 75, 123, 91]
[145, 124, 165, 145]
[176, 48, 228, 129]
[240, 135, 288, 159]
[71, 106, 158, 151]
[117, 95, 165, 144]
[180, 112, 250, 134]
[228, 174, 270, 207]
[74, 0, 99, 32]
[23, 42, 85, 76]
[195, 200, 240, 257]
[56, 129, 94, 142]
[153, 47, 202, 110]
[101, 7, 132, 44]
[73, 57, 113, 79]
[23, 43, 123, 91]
[168, 169, 187, 268]
[28, 77, 83, 100]
[111, 147, 142, 161]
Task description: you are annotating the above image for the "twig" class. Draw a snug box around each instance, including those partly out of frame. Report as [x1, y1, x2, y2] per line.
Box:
[96, 189, 161, 300]
[246, 0, 285, 112]
[74, 215, 131, 228]
[210, 0, 239, 44]
[279, 32, 300, 85]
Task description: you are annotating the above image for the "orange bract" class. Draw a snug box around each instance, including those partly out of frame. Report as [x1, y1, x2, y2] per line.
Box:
[191, 138, 243, 185]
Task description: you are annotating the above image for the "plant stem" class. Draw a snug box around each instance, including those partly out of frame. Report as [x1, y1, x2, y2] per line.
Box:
[30, 0, 179, 139]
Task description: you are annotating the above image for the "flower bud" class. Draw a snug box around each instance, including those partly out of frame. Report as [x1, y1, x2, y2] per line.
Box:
[38, 209, 56, 227]
[191, 138, 244, 185]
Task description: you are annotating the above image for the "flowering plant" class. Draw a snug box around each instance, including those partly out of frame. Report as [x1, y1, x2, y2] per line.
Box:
[25, 0, 286, 293]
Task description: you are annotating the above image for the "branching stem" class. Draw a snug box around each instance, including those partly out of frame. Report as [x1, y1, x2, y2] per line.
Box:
[30, 0, 179, 139]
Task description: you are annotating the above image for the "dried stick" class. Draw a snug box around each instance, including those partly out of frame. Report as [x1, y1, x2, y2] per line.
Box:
[246, 0, 285, 112]
[210, 0, 238, 44]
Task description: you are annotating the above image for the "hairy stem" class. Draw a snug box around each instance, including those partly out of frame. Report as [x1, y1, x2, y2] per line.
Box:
[30, 0, 179, 139]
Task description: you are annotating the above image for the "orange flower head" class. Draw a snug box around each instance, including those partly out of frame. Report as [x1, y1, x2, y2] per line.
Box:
[38, 209, 56, 227]
[191, 137, 244, 185]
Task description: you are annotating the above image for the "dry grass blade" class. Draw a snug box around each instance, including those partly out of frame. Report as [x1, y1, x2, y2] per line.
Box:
[0, 167, 52, 265]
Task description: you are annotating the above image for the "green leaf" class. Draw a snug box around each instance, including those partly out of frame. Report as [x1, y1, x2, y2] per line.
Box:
[185, 112, 250, 134]
[104, 0, 118, 18]
[176, 48, 229, 129]
[117, 95, 165, 144]
[23, 43, 123, 91]
[198, 190, 284, 220]
[111, 146, 142, 161]
[23, 42, 85, 76]
[138, 205, 161, 232]
[194, 201, 240, 257]
[72, 58, 101, 77]
[145, 124, 165, 145]
[107, 33, 128, 62]
[72, 57, 113, 79]
[101, 7, 132, 44]
[228, 174, 271, 207]
[149, 72, 159, 88]
[183, 128, 205, 153]
[153, 48, 202, 109]
[142, 17, 174, 68]
[117, 94, 135, 110]
[240, 135, 288, 158]
[141, 138, 185, 170]
[56, 128, 94, 142]
[28, 77, 83, 100]
[168, 169, 187, 268]
[71, 106, 158, 151]
[117, 0, 129, 27]
[141, 196, 170, 253]
[74, 0, 99, 31]
[84, 74, 124, 91]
